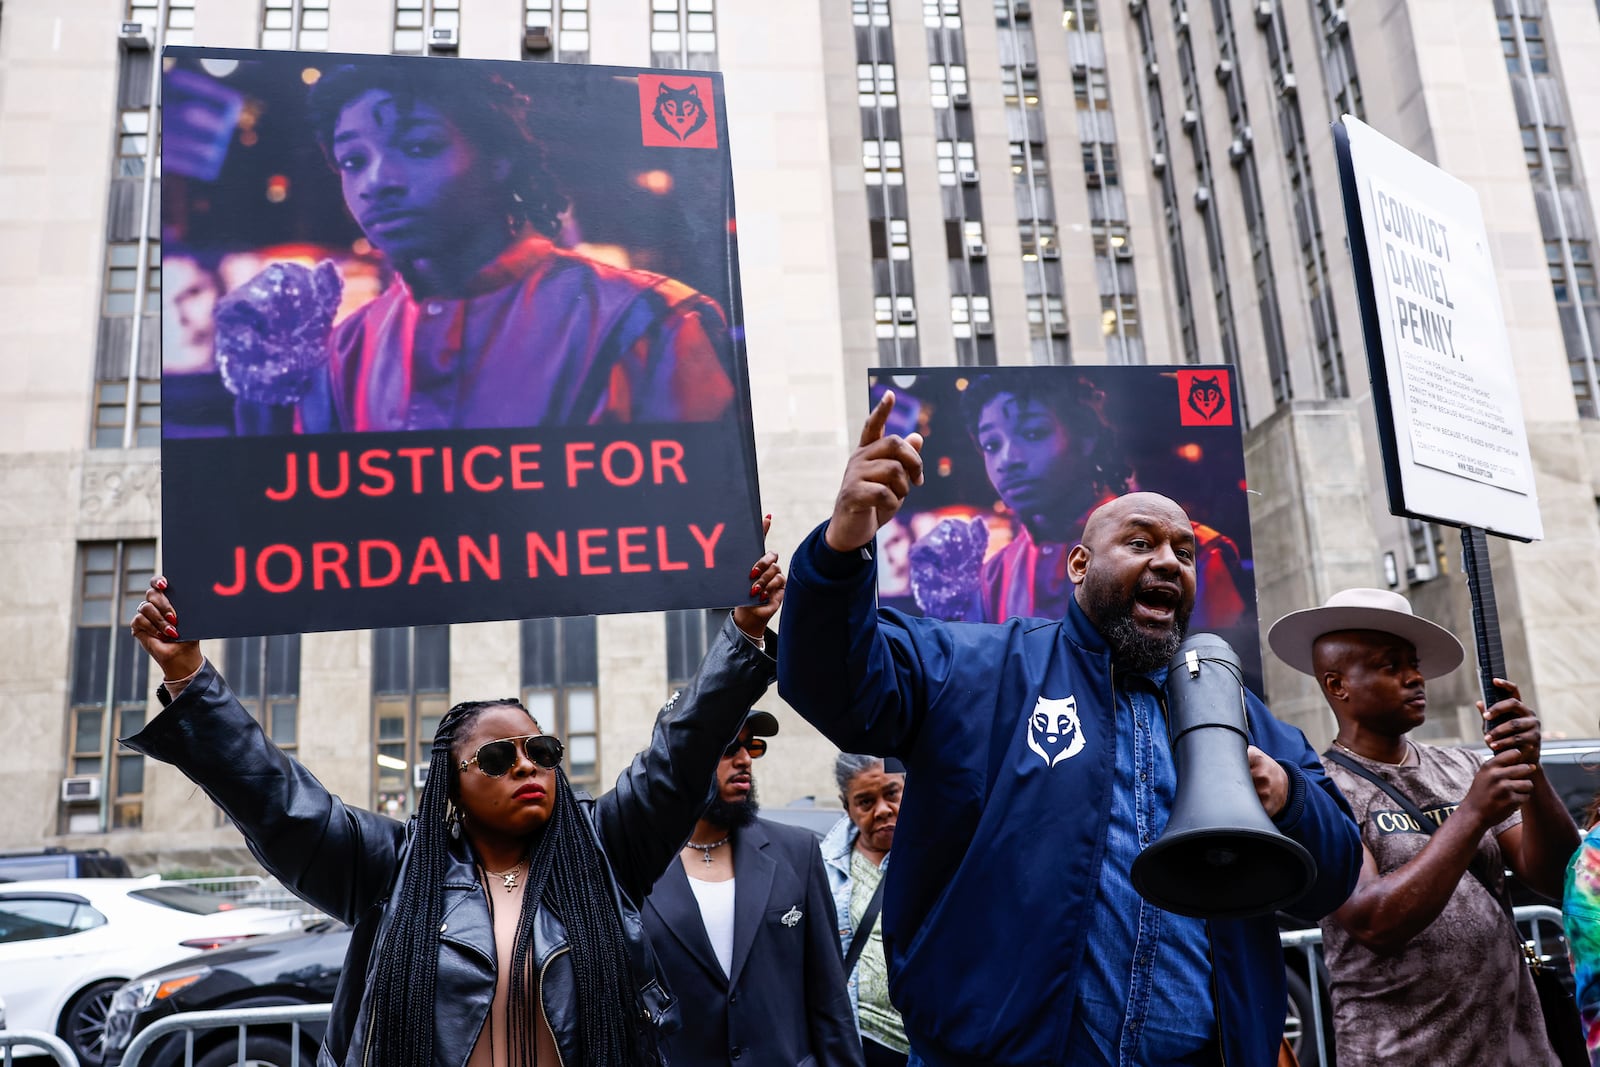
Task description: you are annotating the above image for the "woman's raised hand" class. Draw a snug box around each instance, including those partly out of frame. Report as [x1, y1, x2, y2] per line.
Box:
[733, 515, 784, 642]
[129, 576, 204, 681]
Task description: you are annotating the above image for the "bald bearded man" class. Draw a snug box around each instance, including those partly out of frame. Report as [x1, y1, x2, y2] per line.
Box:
[776, 393, 1361, 1067]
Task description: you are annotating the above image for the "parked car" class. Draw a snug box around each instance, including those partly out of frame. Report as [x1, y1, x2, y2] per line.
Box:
[762, 798, 848, 839]
[0, 878, 303, 1066]
[0, 849, 132, 882]
[104, 919, 349, 1067]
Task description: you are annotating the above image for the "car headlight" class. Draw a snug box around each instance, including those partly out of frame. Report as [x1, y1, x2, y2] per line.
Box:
[117, 969, 210, 1013]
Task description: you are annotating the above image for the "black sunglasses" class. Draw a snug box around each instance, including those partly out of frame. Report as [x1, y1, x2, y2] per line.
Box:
[724, 737, 767, 760]
[460, 734, 565, 777]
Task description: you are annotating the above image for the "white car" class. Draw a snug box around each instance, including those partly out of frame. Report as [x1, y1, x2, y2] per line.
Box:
[0, 878, 302, 1066]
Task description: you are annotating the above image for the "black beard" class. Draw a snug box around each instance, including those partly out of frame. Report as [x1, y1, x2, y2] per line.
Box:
[704, 779, 760, 829]
[1079, 574, 1191, 675]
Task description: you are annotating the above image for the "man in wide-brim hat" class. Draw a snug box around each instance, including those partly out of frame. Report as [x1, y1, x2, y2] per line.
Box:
[1268, 588, 1577, 1066]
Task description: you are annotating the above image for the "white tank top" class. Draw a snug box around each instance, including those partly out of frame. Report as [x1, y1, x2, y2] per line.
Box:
[687, 875, 737, 978]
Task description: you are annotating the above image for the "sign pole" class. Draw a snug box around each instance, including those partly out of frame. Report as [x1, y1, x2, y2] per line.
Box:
[1459, 525, 1513, 728]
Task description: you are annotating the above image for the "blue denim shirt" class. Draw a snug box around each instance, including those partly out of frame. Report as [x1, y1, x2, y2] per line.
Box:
[1065, 668, 1217, 1065]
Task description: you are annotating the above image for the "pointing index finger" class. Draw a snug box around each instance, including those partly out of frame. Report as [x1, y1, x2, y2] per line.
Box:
[860, 391, 896, 449]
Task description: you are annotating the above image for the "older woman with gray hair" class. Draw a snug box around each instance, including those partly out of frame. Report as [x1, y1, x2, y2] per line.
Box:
[821, 753, 909, 1067]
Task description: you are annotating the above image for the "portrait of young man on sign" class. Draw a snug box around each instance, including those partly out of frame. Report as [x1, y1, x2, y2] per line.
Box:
[870, 366, 1263, 689]
[158, 49, 761, 640]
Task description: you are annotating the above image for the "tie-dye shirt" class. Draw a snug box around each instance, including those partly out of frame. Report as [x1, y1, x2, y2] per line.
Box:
[1562, 823, 1600, 1062]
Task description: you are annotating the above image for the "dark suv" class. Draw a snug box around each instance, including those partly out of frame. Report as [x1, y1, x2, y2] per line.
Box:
[104, 920, 349, 1067]
[0, 849, 131, 882]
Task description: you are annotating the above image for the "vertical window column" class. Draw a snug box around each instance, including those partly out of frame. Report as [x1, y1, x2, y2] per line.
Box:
[856, 0, 919, 366]
[128, 0, 195, 46]
[1500, 0, 1600, 416]
[1172, 0, 1247, 419]
[1260, 0, 1345, 397]
[372, 625, 450, 818]
[996, 0, 1068, 363]
[928, 0, 994, 365]
[1311, 0, 1362, 119]
[1131, 1, 1200, 364]
[1211, 0, 1290, 405]
[522, 617, 601, 791]
[66, 542, 156, 833]
[223, 635, 301, 754]
[665, 608, 731, 692]
[1064, 3, 1143, 363]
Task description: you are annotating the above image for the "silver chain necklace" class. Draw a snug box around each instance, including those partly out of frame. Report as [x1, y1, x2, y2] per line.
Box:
[684, 836, 730, 866]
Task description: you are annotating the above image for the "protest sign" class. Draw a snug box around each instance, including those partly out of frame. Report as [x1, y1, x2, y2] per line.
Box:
[870, 365, 1263, 692]
[1334, 115, 1542, 541]
[160, 47, 762, 638]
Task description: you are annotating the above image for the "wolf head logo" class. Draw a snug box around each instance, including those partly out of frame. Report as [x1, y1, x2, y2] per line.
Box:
[1026, 695, 1086, 768]
[651, 83, 709, 143]
[1186, 374, 1226, 420]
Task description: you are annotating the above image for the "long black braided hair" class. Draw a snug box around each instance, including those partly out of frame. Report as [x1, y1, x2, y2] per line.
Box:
[365, 698, 661, 1067]
[307, 64, 568, 237]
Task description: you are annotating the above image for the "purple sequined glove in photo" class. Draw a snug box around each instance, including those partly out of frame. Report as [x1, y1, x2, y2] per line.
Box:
[214, 260, 343, 406]
[909, 516, 989, 621]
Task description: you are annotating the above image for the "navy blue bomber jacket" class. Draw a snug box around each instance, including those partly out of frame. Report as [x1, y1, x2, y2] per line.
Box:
[777, 523, 1361, 1067]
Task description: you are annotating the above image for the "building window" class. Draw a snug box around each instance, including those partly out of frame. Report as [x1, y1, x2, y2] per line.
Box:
[1061, 0, 1100, 31]
[1026, 294, 1067, 338]
[522, 617, 600, 790]
[116, 111, 150, 178]
[525, 0, 589, 60]
[66, 542, 156, 833]
[394, 0, 457, 55]
[95, 238, 161, 449]
[651, 0, 716, 69]
[923, 0, 961, 27]
[854, 0, 891, 26]
[871, 217, 912, 261]
[103, 243, 160, 317]
[262, 0, 331, 50]
[372, 625, 450, 818]
[1500, 16, 1548, 74]
[129, 0, 195, 45]
[223, 636, 301, 754]
[863, 139, 905, 186]
[1073, 70, 1109, 111]
[929, 63, 968, 109]
[1082, 142, 1119, 186]
[1000, 67, 1041, 108]
[951, 294, 993, 339]
[1523, 124, 1573, 186]
[858, 62, 899, 108]
[1100, 292, 1140, 337]
[1549, 240, 1598, 305]
[875, 295, 918, 337]
[936, 139, 978, 185]
[666, 609, 731, 691]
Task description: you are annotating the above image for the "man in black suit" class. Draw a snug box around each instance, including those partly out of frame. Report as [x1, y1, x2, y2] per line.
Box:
[644, 710, 864, 1067]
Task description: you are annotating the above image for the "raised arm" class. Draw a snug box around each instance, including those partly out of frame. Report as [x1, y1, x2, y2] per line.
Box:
[1482, 679, 1579, 900]
[778, 391, 951, 757]
[125, 579, 405, 925]
[595, 544, 782, 904]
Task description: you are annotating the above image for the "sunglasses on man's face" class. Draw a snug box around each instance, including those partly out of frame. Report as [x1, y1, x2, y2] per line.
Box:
[460, 734, 565, 778]
[724, 737, 767, 760]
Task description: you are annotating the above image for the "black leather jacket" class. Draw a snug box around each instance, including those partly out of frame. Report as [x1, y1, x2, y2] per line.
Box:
[123, 616, 777, 1067]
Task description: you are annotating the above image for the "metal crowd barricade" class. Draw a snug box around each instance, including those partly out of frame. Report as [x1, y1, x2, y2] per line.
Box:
[119, 1004, 330, 1067]
[109, 905, 1575, 1067]
[1277, 903, 1568, 1062]
[0, 1030, 79, 1067]
[166, 875, 315, 916]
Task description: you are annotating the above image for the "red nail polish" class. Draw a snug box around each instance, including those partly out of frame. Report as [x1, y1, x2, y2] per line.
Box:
[155, 578, 167, 591]
[749, 565, 760, 578]
[165, 612, 177, 624]
[765, 513, 772, 520]
[750, 584, 761, 596]
[165, 626, 180, 639]
[761, 595, 770, 604]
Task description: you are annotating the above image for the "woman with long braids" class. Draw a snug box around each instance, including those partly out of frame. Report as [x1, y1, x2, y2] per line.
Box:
[122, 540, 785, 1067]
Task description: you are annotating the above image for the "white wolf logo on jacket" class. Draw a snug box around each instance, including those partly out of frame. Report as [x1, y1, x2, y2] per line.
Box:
[1026, 695, 1085, 767]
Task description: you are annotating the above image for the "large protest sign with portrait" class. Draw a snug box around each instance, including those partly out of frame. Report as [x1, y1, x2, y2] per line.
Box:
[160, 47, 761, 638]
[870, 365, 1264, 691]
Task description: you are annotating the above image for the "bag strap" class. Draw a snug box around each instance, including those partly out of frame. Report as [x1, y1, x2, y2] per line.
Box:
[844, 873, 888, 976]
[1322, 749, 1520, 927]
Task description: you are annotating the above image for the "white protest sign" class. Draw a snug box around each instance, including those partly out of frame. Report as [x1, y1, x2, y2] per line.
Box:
[1336, 116, 1542, 540]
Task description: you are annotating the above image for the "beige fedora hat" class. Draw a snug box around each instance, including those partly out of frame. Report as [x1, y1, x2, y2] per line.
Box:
[1267, 587, 1465, 680]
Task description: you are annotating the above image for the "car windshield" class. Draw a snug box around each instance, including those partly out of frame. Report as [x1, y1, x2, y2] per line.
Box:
[127, 885, 237, 914]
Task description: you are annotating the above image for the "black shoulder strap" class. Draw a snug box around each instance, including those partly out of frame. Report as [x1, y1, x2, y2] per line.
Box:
[1322, 748, 1517, 922]
[844, 875, 888, 976]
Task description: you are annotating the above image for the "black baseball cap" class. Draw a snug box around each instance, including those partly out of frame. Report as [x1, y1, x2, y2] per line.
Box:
[743, 710, 780, 737]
